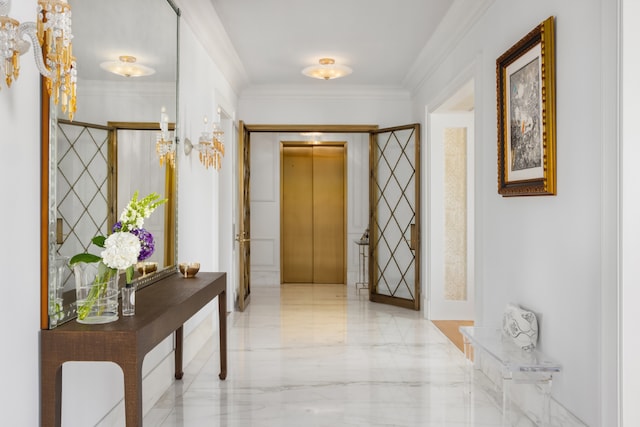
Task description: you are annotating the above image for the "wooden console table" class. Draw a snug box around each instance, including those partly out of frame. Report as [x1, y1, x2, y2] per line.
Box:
[40, 271, 227, 427]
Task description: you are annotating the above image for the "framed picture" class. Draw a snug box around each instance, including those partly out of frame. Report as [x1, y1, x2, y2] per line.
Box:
[497, 16, 556, 196]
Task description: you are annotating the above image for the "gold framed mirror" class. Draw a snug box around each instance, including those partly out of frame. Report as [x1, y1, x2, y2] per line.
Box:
[40, 0, 180, 329]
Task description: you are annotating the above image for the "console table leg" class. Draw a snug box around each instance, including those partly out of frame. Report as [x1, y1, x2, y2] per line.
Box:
[218, 290, 227, 380]
[120, 362, 143, 427]
[41, 361, 62, 427]
[175, 326, 184, 380]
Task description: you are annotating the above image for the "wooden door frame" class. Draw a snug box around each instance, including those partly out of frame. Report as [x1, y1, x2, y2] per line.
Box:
[237, 121, 251, 311]
[239, 124, 378, 301]
[280, 141, 348, 284]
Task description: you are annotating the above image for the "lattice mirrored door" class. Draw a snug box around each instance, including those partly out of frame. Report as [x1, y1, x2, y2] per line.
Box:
[55, 121, 111, 296]
[369, 124, 421, 310]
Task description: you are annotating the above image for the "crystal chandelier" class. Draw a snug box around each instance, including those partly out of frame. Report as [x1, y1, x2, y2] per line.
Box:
[0, 0, 77, 120]
[156, 106, 175, 168]
[191, 113, 225, 170]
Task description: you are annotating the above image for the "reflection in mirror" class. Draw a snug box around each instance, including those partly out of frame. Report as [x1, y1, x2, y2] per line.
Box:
[114, 124, 174, 269]
[111, 122, 177, 270]
[42, 0, 179, 328]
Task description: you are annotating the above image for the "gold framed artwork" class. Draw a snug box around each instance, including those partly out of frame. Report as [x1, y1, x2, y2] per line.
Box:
[497, 16, 556, 196]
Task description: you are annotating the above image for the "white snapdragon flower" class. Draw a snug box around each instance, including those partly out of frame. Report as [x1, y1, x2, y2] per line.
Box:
[115, 192, 166, 232]
[101, 232, 141, 270]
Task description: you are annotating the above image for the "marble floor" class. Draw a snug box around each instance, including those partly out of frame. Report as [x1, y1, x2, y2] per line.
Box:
[145, 283, 505, 426]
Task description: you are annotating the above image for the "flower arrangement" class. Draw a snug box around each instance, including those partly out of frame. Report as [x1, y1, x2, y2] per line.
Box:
[70, 191, 167, 320]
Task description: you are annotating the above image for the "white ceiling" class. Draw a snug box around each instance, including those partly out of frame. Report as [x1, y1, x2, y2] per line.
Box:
[70, 0, 479, 94]
[71, 0, 178, 82]
[207, 0, 455, 88]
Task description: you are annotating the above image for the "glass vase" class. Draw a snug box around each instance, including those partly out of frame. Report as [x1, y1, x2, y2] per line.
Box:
[73, 261, 119, 324]
[48, 255, 69, 328]
[121, 285, 136, 316]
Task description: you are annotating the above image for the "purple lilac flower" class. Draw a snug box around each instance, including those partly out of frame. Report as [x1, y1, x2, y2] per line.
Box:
[112, 221, 123, 233]
[130, 228, 155, 261]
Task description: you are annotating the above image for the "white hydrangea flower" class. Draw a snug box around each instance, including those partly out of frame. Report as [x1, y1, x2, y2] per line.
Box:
[101, 232, 141, 270]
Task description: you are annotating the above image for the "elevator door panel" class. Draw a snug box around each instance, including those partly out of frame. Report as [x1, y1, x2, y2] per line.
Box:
[282, 144, 345, 284]
[282, 147, 314, 283]
[313, 146, 345, 283]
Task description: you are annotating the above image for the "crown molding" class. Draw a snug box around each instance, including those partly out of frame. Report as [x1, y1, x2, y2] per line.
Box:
[174, 0, 493, 99]
[240, 84, 410, 101]
[79, 79, 177, 97]
[174, 0, 249, 94]
[403, 0, 495, 92]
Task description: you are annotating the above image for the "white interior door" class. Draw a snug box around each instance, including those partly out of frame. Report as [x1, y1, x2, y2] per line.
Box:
[428, 112, 475, 320]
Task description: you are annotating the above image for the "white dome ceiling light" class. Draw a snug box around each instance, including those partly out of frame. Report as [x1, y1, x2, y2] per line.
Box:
[100, 55, 155, 78]
[302, 57, 352, 80]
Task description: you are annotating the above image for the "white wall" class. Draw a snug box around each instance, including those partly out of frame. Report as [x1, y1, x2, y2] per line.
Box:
[176, 13, 237, 323]
[412, 0, 619, 425]
[622, 1, 640, 425]
[239, 87, 412, 127]
[0, 2, 43, 424]
[0, 2, 237, 424]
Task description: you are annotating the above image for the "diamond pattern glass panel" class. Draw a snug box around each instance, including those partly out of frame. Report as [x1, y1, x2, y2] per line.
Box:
[56, 122, 110, 275]
[372, 127, 418, 306]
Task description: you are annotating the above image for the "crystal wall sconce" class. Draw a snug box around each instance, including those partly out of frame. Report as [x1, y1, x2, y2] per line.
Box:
[0, 0, 77, 120]
[184, 110, 225, 171]
[156, 106, 175, 168]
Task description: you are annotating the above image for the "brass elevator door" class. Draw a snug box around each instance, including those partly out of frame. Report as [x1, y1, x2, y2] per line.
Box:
[282, 146, 313, 282]
[281, 144, 346, 284]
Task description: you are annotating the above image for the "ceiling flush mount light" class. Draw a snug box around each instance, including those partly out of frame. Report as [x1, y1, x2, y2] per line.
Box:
[156, 107, 175, 168]
[302, 57, 352, 81]
[0, 0, 77, 119]
[100, 55, 155, 78]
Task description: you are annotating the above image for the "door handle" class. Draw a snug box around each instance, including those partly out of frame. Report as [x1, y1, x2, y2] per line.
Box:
[409, 224, 416, 251]
[235, 233, 250, 243]
[56, 218, 65, 244]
